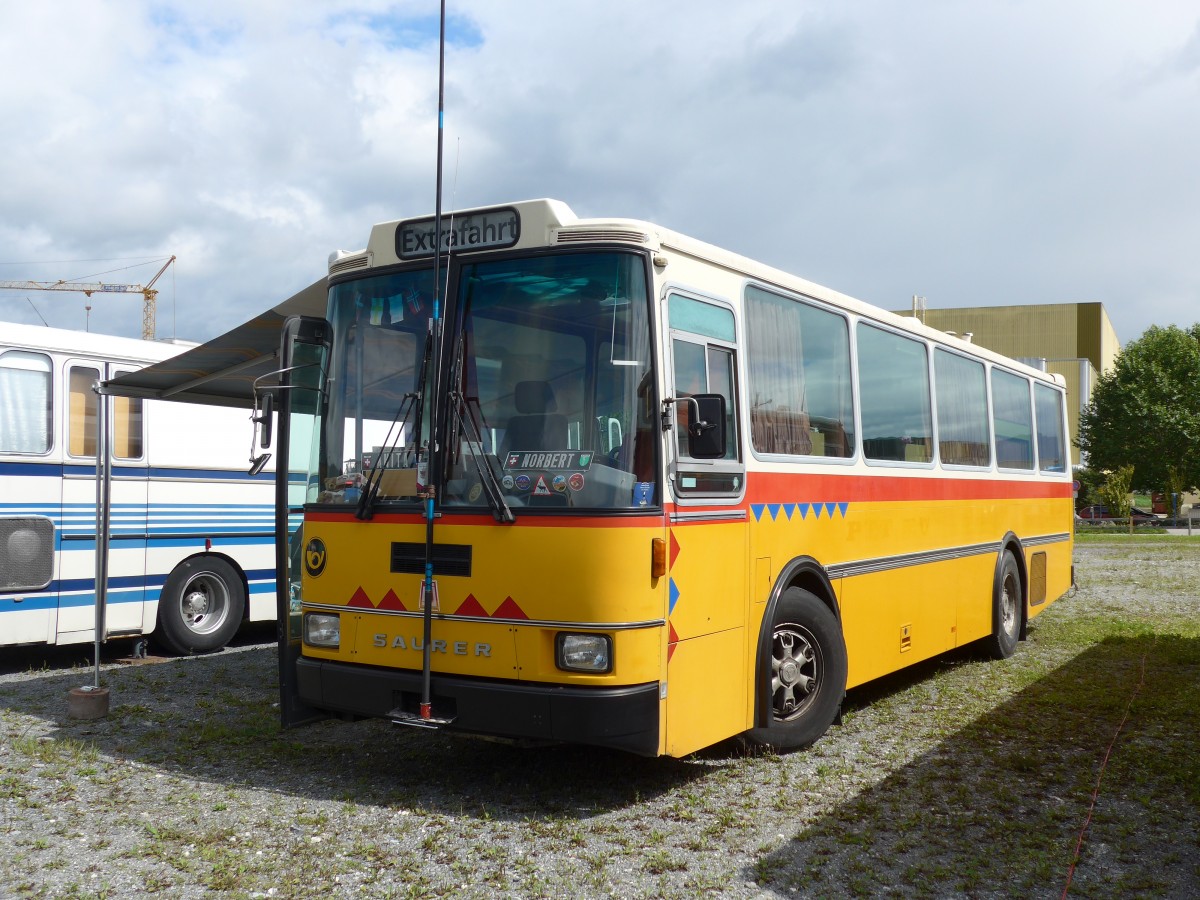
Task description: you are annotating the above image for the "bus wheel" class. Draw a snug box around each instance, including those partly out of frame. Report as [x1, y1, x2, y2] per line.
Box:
[156, 556, 245, 654]
[745, 587, 847, 752]
[985, 550, 1022, 660]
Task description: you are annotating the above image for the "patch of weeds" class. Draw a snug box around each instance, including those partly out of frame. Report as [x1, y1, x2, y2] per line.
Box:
[643, 848, 687, 874]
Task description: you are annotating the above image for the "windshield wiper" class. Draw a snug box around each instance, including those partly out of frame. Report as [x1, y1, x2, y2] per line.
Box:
[450, 393, 515, 523]
[354, 327, 433, 521]
[447, 333, 515, 523]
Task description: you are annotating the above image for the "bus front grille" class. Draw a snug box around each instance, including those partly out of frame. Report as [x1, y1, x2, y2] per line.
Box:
[390, 542, 473, 577]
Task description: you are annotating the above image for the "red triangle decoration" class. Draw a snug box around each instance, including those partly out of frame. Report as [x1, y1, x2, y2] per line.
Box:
[492, 596, 528, 620]
[669, 530, 681, 570]
[667, 621, 680, 664]
[453, 594, 490, 617]
[348, 587, 375, 608]
[378, 589, 407, 611]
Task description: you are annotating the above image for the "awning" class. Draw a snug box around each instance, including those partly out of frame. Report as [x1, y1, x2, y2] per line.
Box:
[103, 278, 327, 408]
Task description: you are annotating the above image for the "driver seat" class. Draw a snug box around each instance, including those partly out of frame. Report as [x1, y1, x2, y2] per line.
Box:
[503, 380, 568, 454]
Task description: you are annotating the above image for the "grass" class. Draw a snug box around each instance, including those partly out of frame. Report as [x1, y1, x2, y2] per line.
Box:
[2, 541, 1198, 898]
[755, 536, 1200, 896]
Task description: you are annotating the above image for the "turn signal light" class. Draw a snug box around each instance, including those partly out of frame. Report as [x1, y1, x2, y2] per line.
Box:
[651, 538, 667, 578]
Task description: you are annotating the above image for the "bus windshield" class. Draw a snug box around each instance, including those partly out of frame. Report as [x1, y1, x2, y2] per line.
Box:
[316, 250, 657, 512]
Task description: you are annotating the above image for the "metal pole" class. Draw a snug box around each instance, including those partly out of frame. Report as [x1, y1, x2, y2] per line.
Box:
[419, 0, 448, 722]
[93, 385, 111, 687]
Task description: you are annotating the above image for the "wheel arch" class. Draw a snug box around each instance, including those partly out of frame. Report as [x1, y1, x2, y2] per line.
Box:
[994, 532, 1029, 640]
[752, 556, 842, 729]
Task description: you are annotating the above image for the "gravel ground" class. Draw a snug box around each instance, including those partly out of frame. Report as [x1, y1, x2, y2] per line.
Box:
[2, 539, 1198, 899]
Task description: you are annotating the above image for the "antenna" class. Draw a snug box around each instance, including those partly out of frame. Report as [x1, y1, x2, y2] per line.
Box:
[419, 0, 449, 725]
[25, 297, 49, 327]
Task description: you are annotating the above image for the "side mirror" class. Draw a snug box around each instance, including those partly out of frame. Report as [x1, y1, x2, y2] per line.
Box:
[686, 393, 727, 459]
[248, 391, 274, 475]
[253, 391, 274, 449]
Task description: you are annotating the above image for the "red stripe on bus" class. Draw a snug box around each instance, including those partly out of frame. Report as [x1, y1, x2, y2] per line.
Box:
[746, 472, 1071, 503]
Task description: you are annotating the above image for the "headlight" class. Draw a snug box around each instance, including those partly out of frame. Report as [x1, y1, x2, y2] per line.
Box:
[304, 613, 340, 647]
[556, 633, 612, 673]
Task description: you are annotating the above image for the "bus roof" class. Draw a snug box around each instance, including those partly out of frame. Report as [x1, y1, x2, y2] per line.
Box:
[2, 320, 196, 364]
[349, 199, 1064, 386]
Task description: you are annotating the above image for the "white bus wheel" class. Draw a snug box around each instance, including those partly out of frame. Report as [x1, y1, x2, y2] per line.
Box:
[156, 556, 245, 654]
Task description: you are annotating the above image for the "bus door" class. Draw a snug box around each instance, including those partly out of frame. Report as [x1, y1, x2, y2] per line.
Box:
[662, 291, 749, 755]
[58, 360, 149, 641]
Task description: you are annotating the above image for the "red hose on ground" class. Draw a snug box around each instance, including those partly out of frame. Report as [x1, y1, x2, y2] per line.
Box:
[1061, 654, 1147, 898]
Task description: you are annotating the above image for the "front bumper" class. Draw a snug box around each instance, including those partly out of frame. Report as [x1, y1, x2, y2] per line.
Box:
[296, 657, 661, 756]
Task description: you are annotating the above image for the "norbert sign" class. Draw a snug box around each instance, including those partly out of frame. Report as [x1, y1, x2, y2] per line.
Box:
[395, 207, 521, 259]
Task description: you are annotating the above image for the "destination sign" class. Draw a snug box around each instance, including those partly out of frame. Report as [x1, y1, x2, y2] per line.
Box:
[395, 207, 521, 259]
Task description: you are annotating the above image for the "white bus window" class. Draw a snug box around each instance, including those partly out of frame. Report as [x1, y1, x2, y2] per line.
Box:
[69, 366, 100, 457]
[992, 370, 1034, 470]
[746, 287, 854, 458]
[934, 349, 990, 467]
[858, 325, 932, 463]
[0, 351, 53, 454]
[1034, 383, 1066, 473]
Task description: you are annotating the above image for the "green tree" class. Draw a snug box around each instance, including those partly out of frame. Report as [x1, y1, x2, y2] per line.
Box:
[1077, 324, 1200, 495]
[1097, 464, 1134, 519]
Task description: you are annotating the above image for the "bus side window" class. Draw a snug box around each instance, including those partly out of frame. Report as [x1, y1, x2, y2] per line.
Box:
[0, 350, 53, 454]
[112, 368, 145, 460]
[69, 365, 100, 458]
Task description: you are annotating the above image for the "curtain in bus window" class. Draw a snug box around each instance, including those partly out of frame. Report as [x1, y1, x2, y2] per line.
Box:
[745, 286, 854, 457]
[69, 366, 99, 457]
[113, 395, 144, 459]
[1034, 383, 1066, 472]
[858, 325, 932, 463]
[934, 349, 990, 466]
[0, 351, 53, 454]
[991, 369, 1034, 470]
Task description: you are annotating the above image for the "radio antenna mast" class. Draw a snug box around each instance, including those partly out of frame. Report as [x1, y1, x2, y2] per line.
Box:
[419, 0, 449, 724]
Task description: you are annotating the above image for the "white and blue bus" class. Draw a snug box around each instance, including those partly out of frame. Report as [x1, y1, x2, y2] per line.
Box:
[0, 322, 276, 654]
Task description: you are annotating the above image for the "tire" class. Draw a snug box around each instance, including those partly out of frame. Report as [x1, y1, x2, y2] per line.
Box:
[156, 556, 245, 654]
[744, 587, 848, 752]
[985, 549, 1023, 660]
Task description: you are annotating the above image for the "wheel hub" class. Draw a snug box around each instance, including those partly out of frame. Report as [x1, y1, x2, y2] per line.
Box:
[779, 659, 801, 687]
[183, 590, 210, 618]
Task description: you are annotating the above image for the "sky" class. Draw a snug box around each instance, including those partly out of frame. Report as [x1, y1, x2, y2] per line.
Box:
[2, 1, 1198, 347]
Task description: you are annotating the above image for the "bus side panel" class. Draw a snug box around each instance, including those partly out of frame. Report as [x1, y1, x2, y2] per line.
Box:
[664, 626, 746, 756]
[144, 399, 278, 624]
[0, 460, 62, 646]
[663, 520, 749, 755]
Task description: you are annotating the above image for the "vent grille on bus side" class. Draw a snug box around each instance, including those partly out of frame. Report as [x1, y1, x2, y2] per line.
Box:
[1030, 551, 1047, 605]
[555, 229, 649, 245]
[0, 517, 55, 591]
[390, 542, 473, 577]
[329, 253, 371, 275]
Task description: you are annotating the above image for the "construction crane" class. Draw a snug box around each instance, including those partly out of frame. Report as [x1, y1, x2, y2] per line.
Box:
[0, 255, 175, 340]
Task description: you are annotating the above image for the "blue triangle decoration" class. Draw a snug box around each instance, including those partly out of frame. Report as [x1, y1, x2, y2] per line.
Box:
[783, 504, 795, 520]
[669, 578, 680, 614]
[797, 503, 810, 519]
[825, 502, 837, 518]
[813, 503, 823, 519]
[767, 503, 781, 521]
[751, 504, 765, 521]
[838, 502, 848, 518]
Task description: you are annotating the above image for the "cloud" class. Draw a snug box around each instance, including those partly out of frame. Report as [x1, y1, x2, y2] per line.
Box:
[2, 1, 1198, 345]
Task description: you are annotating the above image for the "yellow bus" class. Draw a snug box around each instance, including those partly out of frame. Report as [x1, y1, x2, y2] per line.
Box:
[275, 199, 1073, 757]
